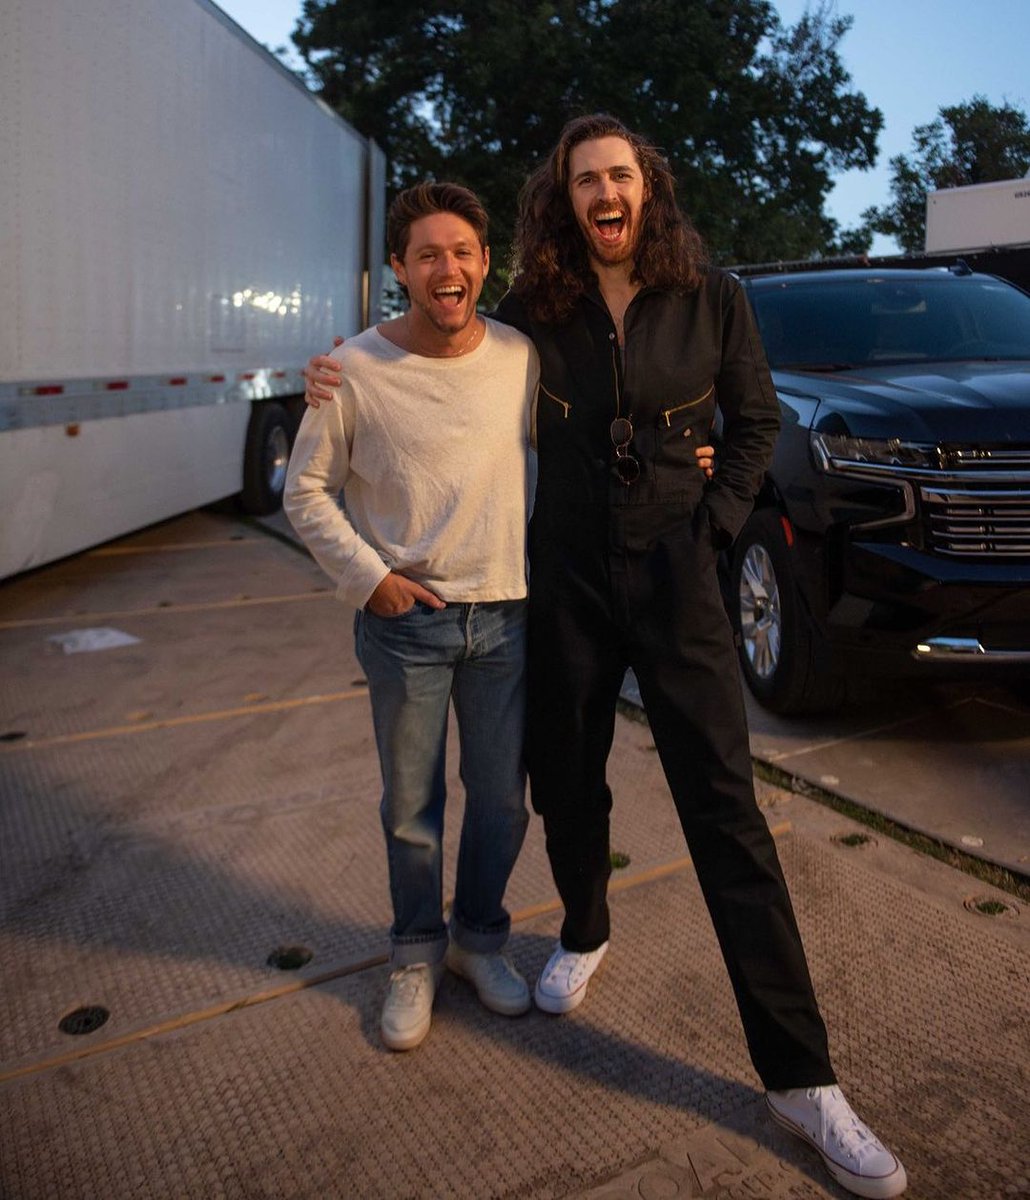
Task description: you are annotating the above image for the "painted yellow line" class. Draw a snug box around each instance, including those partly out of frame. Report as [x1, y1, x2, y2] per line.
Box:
[505, 825, 791, 924]
[505, 858, 698, 923]
[0, 954, 389, 1084]
[0, 590, 332, 631]
[0, 821, 791, 1083]
[89, 539, 264, 556]
[0, 690, 369, 752]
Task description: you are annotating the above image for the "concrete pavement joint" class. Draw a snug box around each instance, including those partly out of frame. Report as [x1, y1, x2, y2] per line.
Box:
[752, 758, 1030, 904]
[760, 694, 976, 763]
[0, 953, 390, 1085]
[88, 538, 265, 556]
[241, 512, 320, 559]
[972, 693, 1030, 719]
[0, 828, 792, 1086]
[0, 589, 333, 630]
[0, 689, 370, 752]
[619, 693, 1030, 901]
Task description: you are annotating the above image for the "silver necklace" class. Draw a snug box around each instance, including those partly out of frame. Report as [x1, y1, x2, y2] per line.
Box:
[407, 314, 482, 357]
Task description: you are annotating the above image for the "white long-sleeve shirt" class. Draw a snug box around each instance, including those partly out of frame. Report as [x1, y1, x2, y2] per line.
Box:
[284, 319, 539, 611]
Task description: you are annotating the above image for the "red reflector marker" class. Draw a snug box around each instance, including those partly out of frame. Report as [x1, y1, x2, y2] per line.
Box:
[239, 372, 256, 381]
[168, 377, 187, 386]
[208, 374, 226, 383]
[105, 380, 129, 391]
[780, 514, 795, 548]
[34, 385, 64, 396]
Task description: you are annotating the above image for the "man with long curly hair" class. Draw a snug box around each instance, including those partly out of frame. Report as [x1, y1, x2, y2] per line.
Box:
[493, 113, 906, 1200]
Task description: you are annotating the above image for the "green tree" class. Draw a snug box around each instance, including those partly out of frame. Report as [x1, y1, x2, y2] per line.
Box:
[866, 96, 1030, 253]
[293, 0, 881, 298]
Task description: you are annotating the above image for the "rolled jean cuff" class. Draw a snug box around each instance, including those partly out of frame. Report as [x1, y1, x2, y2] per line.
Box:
[390, 930, 448, 968]
[448, 912, 510, 955]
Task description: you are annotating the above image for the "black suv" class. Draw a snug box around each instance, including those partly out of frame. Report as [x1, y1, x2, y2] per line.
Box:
[728, 266, 1030, 713]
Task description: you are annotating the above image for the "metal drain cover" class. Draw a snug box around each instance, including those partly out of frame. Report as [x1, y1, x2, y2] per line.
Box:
[58, 1006, 110, 1036]
[267, 946, 313, 970]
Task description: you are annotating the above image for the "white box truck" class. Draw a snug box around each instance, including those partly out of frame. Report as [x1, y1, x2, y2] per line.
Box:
[0, 0, 385, 579]
[925, 178, 1030, 253]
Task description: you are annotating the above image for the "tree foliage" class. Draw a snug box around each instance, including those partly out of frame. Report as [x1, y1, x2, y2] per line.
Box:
[866, 96, 1030, 253]
[293, 0, 881, 297]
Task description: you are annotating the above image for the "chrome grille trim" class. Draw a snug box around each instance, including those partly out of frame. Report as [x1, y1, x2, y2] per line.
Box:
[947, 448, 1030, 470]
[921, 485, 1030, 556]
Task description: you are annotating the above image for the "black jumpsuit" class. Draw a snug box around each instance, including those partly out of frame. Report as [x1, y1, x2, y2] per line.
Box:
[495, 273, 836, 1090]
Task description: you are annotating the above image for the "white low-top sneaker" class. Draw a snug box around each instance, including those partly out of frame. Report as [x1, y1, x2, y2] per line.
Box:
[445, 943, 531, 1016]
[533, 941, 608, 1013]
[766, 1085, 907, 1198]
[380, 963, 442, 1051]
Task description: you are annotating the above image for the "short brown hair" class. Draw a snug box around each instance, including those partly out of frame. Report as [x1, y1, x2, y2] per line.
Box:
[386, 182, 489, 260]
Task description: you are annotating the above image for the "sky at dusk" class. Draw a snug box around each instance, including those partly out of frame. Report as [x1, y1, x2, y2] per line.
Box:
[215, 0, 1030, 254]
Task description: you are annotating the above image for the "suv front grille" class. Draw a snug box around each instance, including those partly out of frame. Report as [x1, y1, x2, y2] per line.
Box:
[922, 486, 1030, 556]
[945, 448, 1030, 471]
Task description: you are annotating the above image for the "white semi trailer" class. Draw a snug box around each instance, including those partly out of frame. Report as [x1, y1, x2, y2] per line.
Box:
[925, 177, 1030, 254]
[0, 0, 385, 579]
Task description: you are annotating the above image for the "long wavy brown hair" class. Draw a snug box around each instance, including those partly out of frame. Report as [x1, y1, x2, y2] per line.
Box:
[511, 114, 708, 325]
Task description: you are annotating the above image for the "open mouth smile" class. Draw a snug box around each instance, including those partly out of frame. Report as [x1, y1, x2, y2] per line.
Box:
[592, 208, 626, 241]
[432, 283, 467, 308]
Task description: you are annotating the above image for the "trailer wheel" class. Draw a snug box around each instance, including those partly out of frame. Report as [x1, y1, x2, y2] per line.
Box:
[241, 402, 291, 515]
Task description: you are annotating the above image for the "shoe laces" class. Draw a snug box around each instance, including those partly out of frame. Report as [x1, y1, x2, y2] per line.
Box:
[389, 965, 430, 1007]
[545, 948, 594, 989]
[810, 1087, 886, 1164]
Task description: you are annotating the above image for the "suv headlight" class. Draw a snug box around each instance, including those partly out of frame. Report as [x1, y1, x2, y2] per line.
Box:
[809, 432, 924, 530]
[811, 433, 938, 474]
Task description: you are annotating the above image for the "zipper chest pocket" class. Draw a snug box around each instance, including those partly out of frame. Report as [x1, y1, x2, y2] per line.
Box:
[539, 383, 571, 418]
[660, 385, 714, 427]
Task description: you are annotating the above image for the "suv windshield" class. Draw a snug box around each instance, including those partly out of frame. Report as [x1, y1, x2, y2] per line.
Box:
[747, 275, 1030, 370]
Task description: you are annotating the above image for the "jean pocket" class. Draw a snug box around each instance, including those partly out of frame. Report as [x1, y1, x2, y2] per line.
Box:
[368, 602, 419, 621]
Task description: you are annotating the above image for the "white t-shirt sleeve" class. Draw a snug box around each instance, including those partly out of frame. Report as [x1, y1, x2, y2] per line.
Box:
[283, 385, 390, 610]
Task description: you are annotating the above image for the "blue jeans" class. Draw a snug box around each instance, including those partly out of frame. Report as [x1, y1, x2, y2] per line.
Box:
[355, 598, 529, 967]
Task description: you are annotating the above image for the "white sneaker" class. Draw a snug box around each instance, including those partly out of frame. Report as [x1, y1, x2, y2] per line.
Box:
[445, 943, 531, 1016]
[766, 1085, 907, 1198]
[380, 963, 442, 1051]
[533, 941, 608, 1013]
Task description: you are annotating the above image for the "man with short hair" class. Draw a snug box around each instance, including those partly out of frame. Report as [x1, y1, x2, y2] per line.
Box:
[285, 182, 539, 1051]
